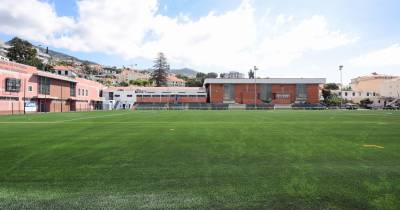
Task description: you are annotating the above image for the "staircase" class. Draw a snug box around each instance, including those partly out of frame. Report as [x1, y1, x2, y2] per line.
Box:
[228, 104, 246, 110]
[274, 104, 292, 109]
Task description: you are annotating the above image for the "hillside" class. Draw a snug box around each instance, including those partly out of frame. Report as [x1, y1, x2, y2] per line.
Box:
[171, 68, 199, 77]
[5, 39, 98, 65]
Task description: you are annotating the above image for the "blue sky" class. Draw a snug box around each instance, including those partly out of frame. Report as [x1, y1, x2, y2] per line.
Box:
[0, 0, 399, 83]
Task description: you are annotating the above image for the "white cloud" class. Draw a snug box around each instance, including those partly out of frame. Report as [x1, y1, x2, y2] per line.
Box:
[0, 0, 74, 43]
[349, 44, 400, 67]
[0, 0, 356, 72]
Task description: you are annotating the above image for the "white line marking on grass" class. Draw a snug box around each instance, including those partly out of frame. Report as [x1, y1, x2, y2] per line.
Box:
[57, 113, 129, 123]
[363, 144, 384, 149]
[0, 113, 130, 124]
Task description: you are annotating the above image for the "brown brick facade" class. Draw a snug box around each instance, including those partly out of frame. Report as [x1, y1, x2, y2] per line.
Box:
[209, 83, 320, 104]
[209, 84, 224, 104]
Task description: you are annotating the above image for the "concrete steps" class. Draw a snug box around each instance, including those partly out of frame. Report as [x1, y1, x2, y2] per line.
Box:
[274, 104, 292, 109]
[228, 104, 246, 110]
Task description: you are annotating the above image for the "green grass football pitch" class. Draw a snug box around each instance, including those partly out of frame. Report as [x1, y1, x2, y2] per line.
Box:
[0, 110, 399, 209]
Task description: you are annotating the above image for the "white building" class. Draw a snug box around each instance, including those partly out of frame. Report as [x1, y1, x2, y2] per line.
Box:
[331, 90, 391, 107]
[0, 55, 9, 61]
[54, 65, 79, 77]
[102, 87, 137, 110]
[102, 86, 207, 110]
[380, 78, 400, 98]
[0, 40, 10, 58]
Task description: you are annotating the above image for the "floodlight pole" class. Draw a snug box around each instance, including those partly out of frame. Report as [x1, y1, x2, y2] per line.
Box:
[254, 66, 258, 110]
[339, 65, 343, 108]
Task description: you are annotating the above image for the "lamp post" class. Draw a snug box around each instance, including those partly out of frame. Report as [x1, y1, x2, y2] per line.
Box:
[339, 65, 343, 108]
[254, 66, 258, 110]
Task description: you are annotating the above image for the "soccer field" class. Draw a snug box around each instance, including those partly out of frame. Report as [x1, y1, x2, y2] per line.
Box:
[0, 110, 399, 209]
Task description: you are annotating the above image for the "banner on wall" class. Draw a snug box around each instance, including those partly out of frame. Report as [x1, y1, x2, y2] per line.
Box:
[24, 101, 37, 112]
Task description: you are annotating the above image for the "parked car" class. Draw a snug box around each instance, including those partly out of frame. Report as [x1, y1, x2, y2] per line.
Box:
[383, 105, 400, 110]
[341, 103, 358, 110]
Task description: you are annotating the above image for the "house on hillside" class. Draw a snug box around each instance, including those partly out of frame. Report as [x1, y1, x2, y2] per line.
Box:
[167, 75, 186, 87]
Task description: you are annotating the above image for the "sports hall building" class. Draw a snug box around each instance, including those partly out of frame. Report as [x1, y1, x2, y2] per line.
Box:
[0, 60, 104, 115]
[204, 78, 326, 105]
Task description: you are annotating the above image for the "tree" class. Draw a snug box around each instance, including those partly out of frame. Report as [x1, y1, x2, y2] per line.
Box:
[324, 83, 339, 90]
[207, 72, 218, 79]
[7, 37, 55, 72]
[119, 81, 129, 87]
[7, 37, 37, 64]
[129, 79, 151, 86]
[322, 89, 332, 102]
[360, 98, 373, 108]
[326, 95, 343, 106]
[186, 78, 203, 87]
[322, 83, 341, 103]
[151, 52, 169, 87]
[176, 74, 189, 81]
[248, 69, 254, 79]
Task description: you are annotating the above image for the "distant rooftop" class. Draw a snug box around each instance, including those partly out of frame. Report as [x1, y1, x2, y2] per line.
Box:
[204, 78, 326, 84]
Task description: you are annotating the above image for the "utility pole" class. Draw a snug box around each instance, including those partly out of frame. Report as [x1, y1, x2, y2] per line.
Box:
[254, 66, 258, 110]
[23, 78, 26, 115]
[339, 65, 344, 108]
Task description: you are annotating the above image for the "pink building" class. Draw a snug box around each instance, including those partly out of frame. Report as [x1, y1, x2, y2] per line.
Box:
[0, 60, 104, 115]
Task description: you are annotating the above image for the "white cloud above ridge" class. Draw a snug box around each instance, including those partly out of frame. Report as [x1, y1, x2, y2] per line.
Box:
[349, 44, 400, 68]
[0, 0, 357, 72]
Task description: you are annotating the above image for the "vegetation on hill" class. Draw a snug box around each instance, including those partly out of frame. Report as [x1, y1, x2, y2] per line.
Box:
[6, 37, 53, 72]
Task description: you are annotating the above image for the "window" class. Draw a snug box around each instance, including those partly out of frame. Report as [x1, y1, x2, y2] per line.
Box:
[260, 84, 272, 101]
[352, 92, 355, 96]
[127, 95, 133, 97]
[114, 94, 121, 97]
[28, 86, 33, 92]
[78, 89, 81, 95]
[276, 93, 290, 99]
[367, 93, 370, 96]
[58, 70, 62, 75]
[86, 90, 88, 96]
[338, 92, 342, 96]
[70, 82, 76, 96]
[38, 77, 50, 94]
[373, 92, 376, 96]
[65, 71, 68, 76]
[0, 96, 19, 101]
[5, 78, 21, 92]
[296, 84, 308, 99]
[345, 92, 348, 96]
[223, 84, 235, 101]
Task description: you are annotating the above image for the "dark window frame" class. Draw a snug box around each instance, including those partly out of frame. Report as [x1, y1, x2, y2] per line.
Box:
[5, 78, 21, 92]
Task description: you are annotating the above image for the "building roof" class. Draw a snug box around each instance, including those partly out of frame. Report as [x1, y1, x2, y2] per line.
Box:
[167, 75, 186, 83]
[53, 65, 75, 71]
[351, 73, 399, 83]
[106, 86, 205, 92]
[0, 60, 37, 74]
[34, 71, 77, 83]
[204, 78, 326, 84]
